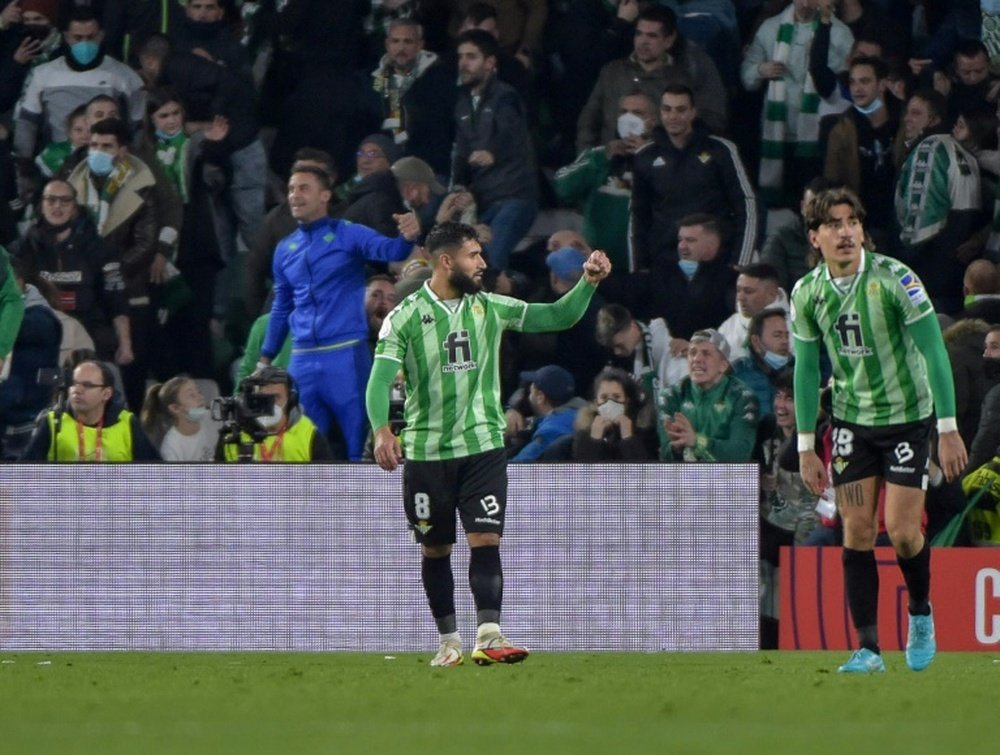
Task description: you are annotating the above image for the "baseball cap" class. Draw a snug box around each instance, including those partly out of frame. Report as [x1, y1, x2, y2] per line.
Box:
[391, 156, 446, 194]
[359, 133, 401, 164]
[545, 247, 587, 283]
[520, 365, 576, 406]
[689, 329, 731, 361]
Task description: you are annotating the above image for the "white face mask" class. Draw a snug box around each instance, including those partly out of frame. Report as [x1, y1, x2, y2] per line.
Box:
[597, 399, 626, 420]
[185, 406, 209, 422]
[617, 112, 645, 139]
[256, 403, 285, 430]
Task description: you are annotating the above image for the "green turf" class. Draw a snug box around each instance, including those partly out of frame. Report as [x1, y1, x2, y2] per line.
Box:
[0, 651, 995, 754]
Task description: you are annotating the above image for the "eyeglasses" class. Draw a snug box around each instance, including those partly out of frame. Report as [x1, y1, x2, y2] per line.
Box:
[356, 149, 385, 159]
[71, 381, 107, 390]
[42, 195, 75, 206]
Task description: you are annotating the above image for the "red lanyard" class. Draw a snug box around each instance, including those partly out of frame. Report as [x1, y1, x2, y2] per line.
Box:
[258, 424, 287, 463]
[75, 417, 103, 461]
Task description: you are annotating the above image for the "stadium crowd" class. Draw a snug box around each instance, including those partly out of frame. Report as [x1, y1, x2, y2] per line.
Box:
[1, 1, 1000, 643]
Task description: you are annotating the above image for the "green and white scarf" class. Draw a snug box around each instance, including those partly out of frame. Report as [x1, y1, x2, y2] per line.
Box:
[759, 5, 821, 204]
[80, 158, 135, 235]
[155, 132, 190, 204]
[896, 135, 981, 247]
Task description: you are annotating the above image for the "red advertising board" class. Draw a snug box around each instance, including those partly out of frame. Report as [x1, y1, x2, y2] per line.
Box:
[779, 546, 1000, 650]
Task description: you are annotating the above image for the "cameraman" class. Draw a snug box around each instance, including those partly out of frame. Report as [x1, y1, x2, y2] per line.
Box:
[20, 359, 160, 461]
[216, 367, 333, 462]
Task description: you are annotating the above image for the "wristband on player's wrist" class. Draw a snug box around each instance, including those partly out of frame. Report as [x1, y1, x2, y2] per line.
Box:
[797, 432, 815, 453]
[937, 418, 958, 434]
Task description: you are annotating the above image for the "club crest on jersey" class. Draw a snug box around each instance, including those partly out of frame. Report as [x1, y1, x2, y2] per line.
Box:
[899, 273, 927, 305]
[415, 520, 433, 535]
[833, 457, 848, 475]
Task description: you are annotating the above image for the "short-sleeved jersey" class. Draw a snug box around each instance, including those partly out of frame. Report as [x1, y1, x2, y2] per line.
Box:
[374, 283, 529, 461]
[790, 251, 935, 426]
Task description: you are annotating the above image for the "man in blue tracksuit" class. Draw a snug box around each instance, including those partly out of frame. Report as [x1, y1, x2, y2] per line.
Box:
[259, 165, 420, 460]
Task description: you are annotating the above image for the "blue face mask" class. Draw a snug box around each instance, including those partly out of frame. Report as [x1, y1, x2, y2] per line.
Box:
[155, 128, 183, 140]
[853, 97, 883, 116]
[87, 149, 115, 176]
[763, 351, 790, 370]
[70, 40, 100, 66]
[678, 259, 699, 278]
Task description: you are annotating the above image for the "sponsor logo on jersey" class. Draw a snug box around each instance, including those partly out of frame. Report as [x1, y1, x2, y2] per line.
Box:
[899, 273, 928, 305]
[421, 314, 434, 325]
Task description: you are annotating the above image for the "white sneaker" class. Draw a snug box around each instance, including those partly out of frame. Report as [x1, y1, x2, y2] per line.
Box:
[429, 638, 463, 667]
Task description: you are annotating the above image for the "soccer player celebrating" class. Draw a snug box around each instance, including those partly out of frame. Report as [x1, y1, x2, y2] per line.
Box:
[791, 188, 967, 673]
[366, 222, 611, 667]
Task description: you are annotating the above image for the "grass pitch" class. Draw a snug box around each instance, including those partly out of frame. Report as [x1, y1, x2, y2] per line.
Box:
[0, 651, 994, 754]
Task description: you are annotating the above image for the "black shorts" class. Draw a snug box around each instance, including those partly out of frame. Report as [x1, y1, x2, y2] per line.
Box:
[402, 448, 508, 545]
[829, 418, 931, 489]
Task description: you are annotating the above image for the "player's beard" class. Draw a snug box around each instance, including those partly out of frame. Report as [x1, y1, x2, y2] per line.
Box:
[449, 268, 482, 296]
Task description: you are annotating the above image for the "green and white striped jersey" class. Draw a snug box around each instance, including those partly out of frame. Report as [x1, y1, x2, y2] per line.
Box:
[374, 283, 529, 461]
[790, 251, 935, 426]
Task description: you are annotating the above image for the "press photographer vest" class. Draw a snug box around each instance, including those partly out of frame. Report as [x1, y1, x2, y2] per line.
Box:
[46, 410, 134, 461]
[222, 416, 317, 462]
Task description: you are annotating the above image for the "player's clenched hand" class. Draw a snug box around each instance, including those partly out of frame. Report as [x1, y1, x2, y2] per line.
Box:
[373, 425, 404, 471]
[799, 449, 828, 496]
[937, 431, 968, 483]
[582, 250, 611, 284]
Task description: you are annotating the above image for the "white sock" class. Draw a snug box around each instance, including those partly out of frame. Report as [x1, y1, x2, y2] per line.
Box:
[477, 622, 501, 641]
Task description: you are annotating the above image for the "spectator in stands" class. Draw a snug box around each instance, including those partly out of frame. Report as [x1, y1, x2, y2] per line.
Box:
[572, 365, 657, 461]
[9, 178, 131, 368]
[630, 84, 757, 288]
[658, 328, 759, 461]
[944, 318, 997, 448]
[450, 0, 548, 65]
[759, 176, 833, 292]
[896, 89, 982, 314]
[140, 375, 219, 461]
[137, 32, 267, 319]
[756, 370, 820, 648]
[35, 106, 89, 179]
[594, 301, 687, 403]
[510, 244, 607, 398]
[257, 165, 419, 462]
[956, 259, 1000, 323]
[741, 0, 853, 207]
[216, 366, 333, 462]
[0, 253, 54, 460]
[731, 307, 793, 417]
[451, 29, 537, 294]
[555, 90, 657, 272]
[20, 358, 160, 461]
[0, 244, 24, 378]
[965, 325, 1000, 472]
[577, 5, 726, 152]
[0, 0, 64, 113]
[134, 87, 228, 378]
[823, 55, 900, 252]
[365, 273, 398, 349]
[510, 364, 579, 462]
[649, 213, 738, 343]
[170, 0, 250, 76]
[370, 18, 456, 178]
[718, 263, 789, 363]
[341, 134, 407, 239]
[936, 40, 998, 121]
[391, 156, 447, 240]
[234, 313, 292, 391]
[66, 117, 160, 410]
[14, 9, 145, 163]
